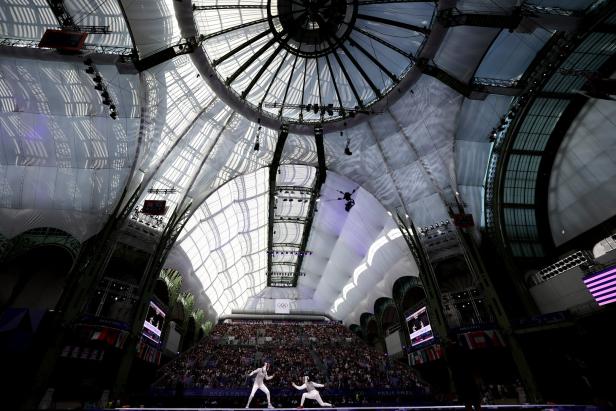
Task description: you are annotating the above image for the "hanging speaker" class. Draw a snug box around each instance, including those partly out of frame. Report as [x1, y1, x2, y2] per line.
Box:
[39, 29, 87, 52]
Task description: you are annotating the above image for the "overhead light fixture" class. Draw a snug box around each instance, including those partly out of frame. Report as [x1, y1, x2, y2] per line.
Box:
[94, 83, 103, 91]
[343, 132, 352, 156]
[102, 98, 112, 105]
[101, 91, 110, 99]
[85, 66, 95, 75]
[93, 75, 102, 83]
[84, 58, 93, 66]
[110, 111, 118, 120]
[254, 118, 261, 151]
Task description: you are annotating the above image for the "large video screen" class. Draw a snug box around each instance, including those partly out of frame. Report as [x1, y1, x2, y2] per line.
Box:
[143, 301, 165, 344]
[407, 306, 434, 347]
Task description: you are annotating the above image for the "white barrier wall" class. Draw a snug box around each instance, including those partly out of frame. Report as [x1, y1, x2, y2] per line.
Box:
[529, 267, 595, 314]
[165, 321, 182, 354]
[385, 330, 404, 355]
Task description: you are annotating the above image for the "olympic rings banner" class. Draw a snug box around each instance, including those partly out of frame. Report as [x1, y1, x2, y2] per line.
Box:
[274, 299, 291, 314]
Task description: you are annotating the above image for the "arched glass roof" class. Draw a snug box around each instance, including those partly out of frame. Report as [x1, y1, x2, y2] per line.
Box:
[178, 168, 270, 315]
[4, 0, 607, 323]
[0, 0, 133, 49]
[193, 0, 435, 124]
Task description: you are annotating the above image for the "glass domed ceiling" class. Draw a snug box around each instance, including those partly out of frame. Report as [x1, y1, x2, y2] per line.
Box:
[194, 0, 435, 124]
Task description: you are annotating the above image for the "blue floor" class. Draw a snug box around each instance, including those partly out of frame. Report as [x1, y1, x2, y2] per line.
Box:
[112, 405, 596, 411]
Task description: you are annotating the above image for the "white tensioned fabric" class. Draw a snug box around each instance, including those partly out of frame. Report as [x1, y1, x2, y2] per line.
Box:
[185, 112, 278, 207]
[135, 69, 279, 229]
[0, 57, 140, 240]
[474, 29, 552, 81]
[120, 0, 183, 57]
[295, 171, 419, 324]
[269, 164, 316, 285]
[136, 98, 279, 226]
[324, 76, 463, 229]
[433, 0, 520, 83]
[454, 94, 513, 231]
[548, 98, 616, 246]
[127, 51, 273, 222]
[177, 168, 269, 316]
[63, 0, 133, 48]
[0, 0, 132, 48]
[125, 55, 217, 199]
[525, 0, 597, 11]
[0, 0, 57, 41]
[453, 28, 551, 234]
[138, 99, 235, 227]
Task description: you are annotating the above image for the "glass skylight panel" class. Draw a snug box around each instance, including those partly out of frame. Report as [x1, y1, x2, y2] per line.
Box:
[0, 57, 139, 222]
[64, 0, 133, 48]
[278, 164, 316, 186]
[193, 0, 433, 124]
[178, 169, 269, 316]
[0, 0, 57, 41]
[139, 100, 234, 227]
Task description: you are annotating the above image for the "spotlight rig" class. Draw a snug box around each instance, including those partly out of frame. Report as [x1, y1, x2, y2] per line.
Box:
[83, 59, 118, 120]
[254, 118, 261, 151]
[262, 102, 375, 118]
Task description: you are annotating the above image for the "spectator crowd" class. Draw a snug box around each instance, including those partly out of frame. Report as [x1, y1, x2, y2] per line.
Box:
[154, 320, 424, 396]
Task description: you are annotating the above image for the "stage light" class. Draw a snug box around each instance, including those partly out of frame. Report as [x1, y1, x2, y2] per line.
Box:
[110, 111, 118, 120]
[93, 74, 102, 83]
[94, 83, 103, 91]
[85, 66, 95, 74]
[326, 104, 334, 116]
[84, 58, 93, 66]
[101, 91, 110, 99]
[103, 97, 112, 105]
[109, 104, 116, 111]
[343, 131, 352, 156]
[254, 119, 261, 151]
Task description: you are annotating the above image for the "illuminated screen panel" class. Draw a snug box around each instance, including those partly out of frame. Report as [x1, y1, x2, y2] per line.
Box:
[143, 301, 166, 344]
[407, 306, 434, 347]
[584, 265, 616, 306]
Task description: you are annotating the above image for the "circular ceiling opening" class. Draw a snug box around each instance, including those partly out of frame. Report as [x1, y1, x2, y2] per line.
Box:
[274, 0, 356, 57]
[193, 0, 435, 125]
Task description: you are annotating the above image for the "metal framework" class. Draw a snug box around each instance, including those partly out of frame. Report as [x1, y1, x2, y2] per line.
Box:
[46, 0, 111, 33]
[486, 4, 616, 262]
[0, 36, 134, 56]
[437, 4, 582, 30]
[192, 0, 434, 124]
[134, 37, 201, 72]
[267, 126, 289, 287]
[291, 127, 326, 285]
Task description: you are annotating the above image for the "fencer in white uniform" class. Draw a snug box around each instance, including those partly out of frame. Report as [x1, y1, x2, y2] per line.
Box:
[292, 376, 332, 408]
[246, 362, 275, 408]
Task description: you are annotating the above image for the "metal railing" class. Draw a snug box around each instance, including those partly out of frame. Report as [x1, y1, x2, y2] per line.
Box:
[0, 36, 135, 56]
